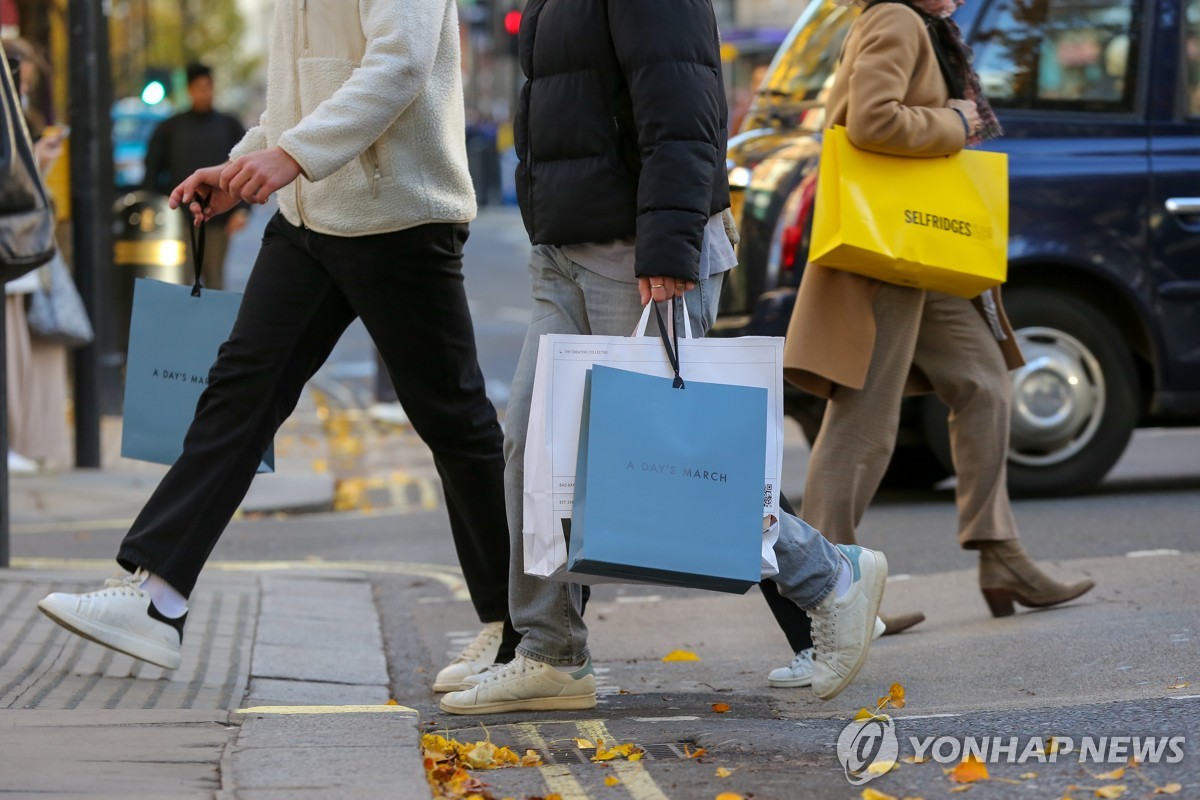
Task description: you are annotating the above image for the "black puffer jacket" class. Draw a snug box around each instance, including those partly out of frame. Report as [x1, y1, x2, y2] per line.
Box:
[514, 0, 731, 282]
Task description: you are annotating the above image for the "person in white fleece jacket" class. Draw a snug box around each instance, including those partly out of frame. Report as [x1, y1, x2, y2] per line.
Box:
[37, 0, 518, 690]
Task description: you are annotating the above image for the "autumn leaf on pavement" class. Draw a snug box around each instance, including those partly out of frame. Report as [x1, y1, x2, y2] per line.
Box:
[1166, 680, 1190, 690]
[714, 794, 744, 800]
[876, 682, 906, 711]
[948, 756, 989, 784]
[902, 755, 930, 765]
[1155, 783, 1182, 794]
[592, 741, 645, 762]
[1094, 786, 1127, 799]
[715, 767, 734, 778]
[1094, 768, 1125, 780]
[867, 759, 898, 776]
[712, 703, 731, 713]
[1038, 736, 1065, 756]
[604, 775, 620, 787]
[1020, 772, 1038, 779]
[861, 788, 898, 800]
[573, 738, 595, 749]
[683, 744, 708, 759]
[662, 649, 701, 662]
[520, 749, 543, 767]
[948, 786, 973, 794]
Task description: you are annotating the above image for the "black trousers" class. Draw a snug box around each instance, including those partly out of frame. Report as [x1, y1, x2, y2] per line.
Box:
[118, 213, 518, 656]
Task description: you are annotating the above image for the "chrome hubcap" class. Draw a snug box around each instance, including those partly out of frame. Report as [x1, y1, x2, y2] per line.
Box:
[1009, 327, 1105, 467]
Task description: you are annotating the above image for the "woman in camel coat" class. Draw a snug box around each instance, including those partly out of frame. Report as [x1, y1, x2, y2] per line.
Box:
[763, 0, 1095, 688]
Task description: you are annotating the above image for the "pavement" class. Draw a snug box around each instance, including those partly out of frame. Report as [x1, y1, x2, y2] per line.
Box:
[3, 393, 442, 797]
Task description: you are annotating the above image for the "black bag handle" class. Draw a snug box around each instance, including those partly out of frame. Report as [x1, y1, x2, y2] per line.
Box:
[651, 300, 685, 390]
[183, 195, 207, 297]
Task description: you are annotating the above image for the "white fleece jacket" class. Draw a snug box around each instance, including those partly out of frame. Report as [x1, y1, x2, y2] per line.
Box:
[230, 0, 476, 237]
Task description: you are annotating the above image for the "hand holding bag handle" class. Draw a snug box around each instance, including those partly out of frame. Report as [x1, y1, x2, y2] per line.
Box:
[0, 42, 56, 281]
[183, 196, 207, 297]
[631, 296, 692, 389]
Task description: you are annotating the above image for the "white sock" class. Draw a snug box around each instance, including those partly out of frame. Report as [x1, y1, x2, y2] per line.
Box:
[834, 553, 854, 599]
[141, 572, 188, 618]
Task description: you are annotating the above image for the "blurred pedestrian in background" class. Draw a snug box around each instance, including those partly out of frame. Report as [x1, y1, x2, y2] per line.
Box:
[4, 36, 73, 475]
[143, 63, 248, 290]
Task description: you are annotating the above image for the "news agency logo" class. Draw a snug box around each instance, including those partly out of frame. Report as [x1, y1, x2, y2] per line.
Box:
[837, 713, 898, 785]
[836, 714, 1188, 786]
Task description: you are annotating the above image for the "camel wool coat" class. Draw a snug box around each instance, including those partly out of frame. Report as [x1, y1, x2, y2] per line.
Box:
[782, 2, 1024, 399]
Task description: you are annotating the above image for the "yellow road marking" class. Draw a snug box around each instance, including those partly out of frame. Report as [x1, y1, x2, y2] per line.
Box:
[10, 557, 470, 601]
[511, 722, 591, 800]
[237, 704, 417, 715]
[577, 720, 671, 800]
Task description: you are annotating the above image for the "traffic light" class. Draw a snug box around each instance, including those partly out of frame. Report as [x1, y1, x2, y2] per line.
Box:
[141, 67, 172, 106]
[504, 8, 522, 56]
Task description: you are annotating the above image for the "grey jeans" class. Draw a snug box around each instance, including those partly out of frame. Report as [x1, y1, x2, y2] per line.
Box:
[505, 245, 843, 665]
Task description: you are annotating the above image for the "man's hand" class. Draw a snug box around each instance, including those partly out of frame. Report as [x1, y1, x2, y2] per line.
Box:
[170, 165, 241, 226]
[220, 147, 303, 205]
[225, 209, 251, 235]
[638, 275, 696, 305]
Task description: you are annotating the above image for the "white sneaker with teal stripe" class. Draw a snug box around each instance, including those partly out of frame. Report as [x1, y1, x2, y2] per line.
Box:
[439, 655, 596, 714]
[808, 545, 888, 700]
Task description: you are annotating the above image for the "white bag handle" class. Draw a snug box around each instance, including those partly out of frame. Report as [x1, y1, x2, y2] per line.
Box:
[631, 295, 695, 340]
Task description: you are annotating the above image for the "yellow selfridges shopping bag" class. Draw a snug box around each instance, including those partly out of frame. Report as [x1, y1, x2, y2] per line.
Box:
[809, 126, 1008, 298]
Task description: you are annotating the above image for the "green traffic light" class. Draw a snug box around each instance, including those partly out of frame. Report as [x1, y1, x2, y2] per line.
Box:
[141, 80, 167, 106]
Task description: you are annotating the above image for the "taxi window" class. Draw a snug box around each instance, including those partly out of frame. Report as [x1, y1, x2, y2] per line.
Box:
[972, 0, 1140, 112]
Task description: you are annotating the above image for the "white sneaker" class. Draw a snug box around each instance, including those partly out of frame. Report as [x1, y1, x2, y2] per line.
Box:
[766, 617, 885, 689]
[809, 545, 888, 700]
[439, 655, 597, 714]
[432, 621, 505, 692]
[460, 662, 504, 688]
[7, 449, 38, 475]
[37, 569, 185, 670]
[768, 649, 813, 688]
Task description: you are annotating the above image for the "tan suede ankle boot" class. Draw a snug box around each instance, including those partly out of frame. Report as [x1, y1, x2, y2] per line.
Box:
[978, 540, 1095, 617]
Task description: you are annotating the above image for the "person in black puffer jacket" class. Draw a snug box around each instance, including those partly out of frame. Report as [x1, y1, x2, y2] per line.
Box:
[440, 0, 891, 715]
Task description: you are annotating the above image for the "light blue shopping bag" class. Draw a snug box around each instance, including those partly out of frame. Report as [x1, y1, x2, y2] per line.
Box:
[568, 364, 767, 594]
[120, 277, 274, 472]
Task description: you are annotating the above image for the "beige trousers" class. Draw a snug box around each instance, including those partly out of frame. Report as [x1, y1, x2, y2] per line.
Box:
[5, 294, 70, 465]
[801, 283, 1019, 548]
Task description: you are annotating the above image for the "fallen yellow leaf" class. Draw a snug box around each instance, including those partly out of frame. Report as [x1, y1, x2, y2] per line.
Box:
[712, 703, 731, 713]
[628, 752, 643, 762]
[662, 649, 701, 662]
[855, 707, 889, 721]
[714, 794, 743, 800]
[867, 759, 898, 775]
[948, 787, 973, 794]
[1095, 768, 1126, 780]
[715, 767, 734, 778]
[604, 775, 620, 787]
[877, 682, 906, 710]
[683, 745, 708, 759]
[902, 754, 930, 765]
[573, 738, 595, 749]
[1166, 681, 1190, 690]
[1020, 772, 1039, 779]
[862, 789, 898, 800]
[521, 749, 543, 767]
[1094, 786, 1126, 799]
[1155, 783, 1182, 795]
[948, 756, 989, 784]
[592, 741, 644, 762]
[385, 698, 399, 706]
